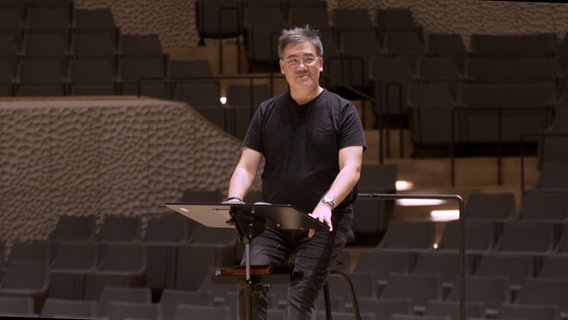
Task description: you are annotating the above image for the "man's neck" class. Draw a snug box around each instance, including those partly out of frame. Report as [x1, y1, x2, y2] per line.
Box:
[290, 86, 323, 106]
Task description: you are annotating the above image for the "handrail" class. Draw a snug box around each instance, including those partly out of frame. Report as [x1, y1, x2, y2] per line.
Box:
[357, 192, 466, 320]
[450, 106, 555, 187]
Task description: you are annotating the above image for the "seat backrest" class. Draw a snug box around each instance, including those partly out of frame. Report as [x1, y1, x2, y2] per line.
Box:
[143, 214, 190, 243]
[516, 278, 568, 315]
[97, 286, 152, 317]
[0, 296, 35, 317]
[40, 298, 97, 319]
[358, 164, 397, 192]
[536, 163, 568, 190]
[353, 250, 416, 280]
[446, 275, 510, 312]
[50, 241, 97, 270]
[471, 33, 558, 59]
[97, 215, 142, 243]
[537, 254, 568, 279]
[380, 273, 442, 309]
[474, 253, 536, 288]
[437, 220, 498, 252]
[464, 192, 516, 221]
[159, 289, 212, 320]
[118, 57, 165, 83]
[1, 262, 48, 290]
[378, 220, 436, 250]
[72, 8, 115, 33]
[106, 301, 159, 320]
[97, 243, 146, 272]
[497, 304, 560, 320]
[49, 215, 97, 242]
[173, 304, 231, 320]
[495, 221, 556, 254]
[8, 240, 49, 264]
[118, 34, 163, 58]
[519, 190, 568, 221]
[68, 58, 115, 84]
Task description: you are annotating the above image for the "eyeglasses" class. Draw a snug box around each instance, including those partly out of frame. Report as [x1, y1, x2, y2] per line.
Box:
[283, 56, 320, 67]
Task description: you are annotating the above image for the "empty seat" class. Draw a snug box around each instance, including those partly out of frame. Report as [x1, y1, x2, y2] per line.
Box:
[424, 300, 485, 320]
[287, 7, 330, 32]
[427, 33, 467, 70]
[538, 254, 568, 279]
[106, 301, 160, 320]
[69, 32, 117, 60]
[143, 214, 191, 290]
[369, 56, 416, 118]
[380, 273, 442, 313]
[538, 134, 568, 169]
[0, 262, 49, 313]
[174, 245, 227, 291]
[470, 33, 558, 59]
[474, 253, 537, 289]
[158, 289, 213, 320]
[497, 303, 560, 320]
[72, 8, 116, 34]
[118, 34, 165, 60]
[97, 215, 142, 243]
[48, 241, 98, 299]
[494, 221, 555, 254]
[391, 315, 451, 320]
[48, 215, 97, 242]
[376, 220, 436, 251]
[117, 57, 169, 99]
[243, 7, 286, 70]
[535, 163, 568, 190]
[515, 278, 568, 317]
[173, 304, 232, 320]
[16, 59, 67, 96]
[463, 192, 516, 221]
[195, 0, 242, 41]
[407, 82, 457, 151]
[331, 8, 374, 35]
[0, 60, 15, 96]
[465, 58, 561, 84]
[67, 58, 117, 95]
[518, 190, 568, 222]
[83, 243, 147, 300]
[0, 34, 21, 63]
[225, 83, 271, 139]
[8, 240, 49, 265]
[25, 7, 70, 38]
[173, 82, 227, 130]
[21, 33, 69, 62]
[437, 220, 498, 253]
[353, 250, 416, 292]
[412, 250, 475, 290]
[40, 298, 97, 319]
[357, 297, 412, 320]
[96, 286, 152, 319]
[457, 82, 556, 144]
[0, 296, 35, 317]
[446, 275, 510, 315]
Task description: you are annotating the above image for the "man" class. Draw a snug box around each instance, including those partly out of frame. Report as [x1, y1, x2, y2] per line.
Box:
[226, 25, 366, 320]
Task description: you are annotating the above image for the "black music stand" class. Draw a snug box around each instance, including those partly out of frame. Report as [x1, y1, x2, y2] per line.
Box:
[165, 202, 329, 320]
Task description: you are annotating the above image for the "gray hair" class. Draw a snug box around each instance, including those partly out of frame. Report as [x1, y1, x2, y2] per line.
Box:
[278, 25, 324, 59]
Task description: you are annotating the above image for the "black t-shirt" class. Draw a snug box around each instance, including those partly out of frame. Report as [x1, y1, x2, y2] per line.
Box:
[243, 89, 367, 214]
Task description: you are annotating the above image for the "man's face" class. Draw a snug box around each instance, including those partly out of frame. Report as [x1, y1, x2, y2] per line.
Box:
[279, 42, 323, 91]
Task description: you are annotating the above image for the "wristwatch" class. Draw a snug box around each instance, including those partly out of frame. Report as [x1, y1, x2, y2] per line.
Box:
[321, 195, 335, 208]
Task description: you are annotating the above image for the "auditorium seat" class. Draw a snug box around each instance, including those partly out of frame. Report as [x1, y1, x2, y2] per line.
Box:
[83, 243, 147, 300]
[331, 8, 374, 36]
[8, 240, 49, 265]
[69, 32, 117, 60]
[72, 8, 116, 34]
[426, 33, 467, 70]
[424, 300, 485, 320]
[194, 0, 242, 42]
[143, 213, 191, 291]
[16, 59, 67, 96]
[174, 245, 227, 291]
[0, 60, 14, 96]
[105, 301, 160, 320]
[225, 83, 270, 139]
[465, 58, 561, 85]
[336, 30, 381, 92]
[96, 286, 152, 319]
[356, 297, 412, 320]
[406, 82, 457, 153]
[382, 32, 426, 68]
[48, 215, 97, 243]
[463, 192, 516, 221]
[352, 250, 416, 295]
[415, 56, 462, 97]
[537, 254, 568, 280]
[380, 273, 442, 313]
[0, 34, 21, 64]
[369, 56, 416, 119]
[514, 278, 568, 318]
[117, 57, 170, 99]
[0, 0, 26, 19]
[0, 9, 23, 45]
[97, 215, 142, 243]
[535, 163, 568, 190]
[0, 296, 36, 317]
[0, 262, 49, 313]
[21, 33, 69, 65]
[376, 220, 436, 251]
[446, 275, 510, 316]
[118, 33, 165, 60]
[173, 81, 227, 130]
[390, 315, 451, 320]
[496, 303, 560, 320]
[40, 298, 97, 319]
[537, 134, 568, 170]
[411, 250, 476, 292]
[518, 190, 568, 222]
[158, 289, 213, 320]
[242, 6, 286, 71]
[474, 253, 537, 289]
[25, 7, 71, 40]
[48, 241, 98, 300]
[67, 58, 117, 95]
[287, 7, 330, 32]
[172, 304, 232, 320]
[436, 220, 498, 253]
[470, 33, 558, 59]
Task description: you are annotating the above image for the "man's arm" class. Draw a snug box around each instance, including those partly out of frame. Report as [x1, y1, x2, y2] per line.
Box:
[226, 147, 263, 201]
[310, 145, 364, 232]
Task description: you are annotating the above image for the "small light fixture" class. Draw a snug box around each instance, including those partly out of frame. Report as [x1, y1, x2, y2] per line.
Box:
[430, 209, 460, 221]
[396, 180, 413, 191]
[220, 96, 227, 104]
[396, 199, 446, 206]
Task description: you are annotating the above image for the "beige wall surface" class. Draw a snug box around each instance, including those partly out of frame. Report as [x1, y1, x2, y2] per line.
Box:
[74, 0, 568, 48]
[0, 98, 242, 246]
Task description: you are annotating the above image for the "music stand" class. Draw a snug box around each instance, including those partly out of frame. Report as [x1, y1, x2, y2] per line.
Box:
[165, 202, 329, 320]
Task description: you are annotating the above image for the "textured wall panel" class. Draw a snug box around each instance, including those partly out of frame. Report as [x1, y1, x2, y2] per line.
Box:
[0, 98, 243, 247]
[75, 0, 568, 49]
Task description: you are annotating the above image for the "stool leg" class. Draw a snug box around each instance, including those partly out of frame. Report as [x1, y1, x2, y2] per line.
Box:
[328, 270, 362, 320]
[323, 282, 332, 320]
